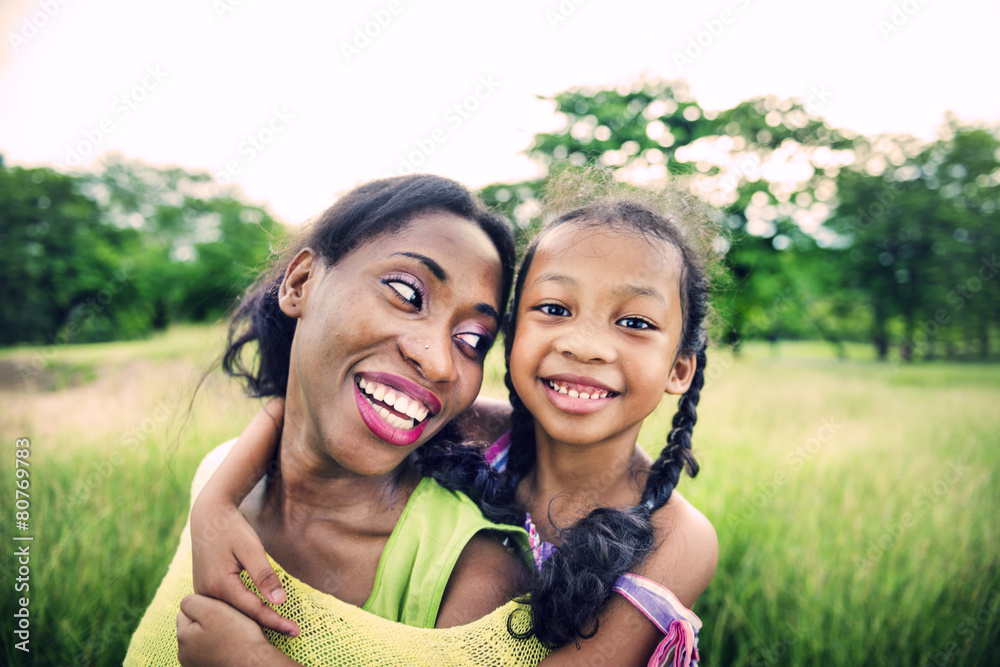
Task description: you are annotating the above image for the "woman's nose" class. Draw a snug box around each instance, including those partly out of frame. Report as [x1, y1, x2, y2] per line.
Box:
[399, 332, 458, 383]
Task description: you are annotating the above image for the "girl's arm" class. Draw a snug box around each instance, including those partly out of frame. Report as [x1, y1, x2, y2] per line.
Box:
[177, 594, 301, 667]
[189, 398, 299, 636]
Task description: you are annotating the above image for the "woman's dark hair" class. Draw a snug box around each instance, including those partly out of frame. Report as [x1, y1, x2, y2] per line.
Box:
[222, 173, 524, 528]
[502, 193, 714, 646]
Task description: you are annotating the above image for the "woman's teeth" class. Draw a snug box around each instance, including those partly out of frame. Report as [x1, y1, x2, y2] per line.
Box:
[546, 379, 612, 400]
[358, 378, 430, 428]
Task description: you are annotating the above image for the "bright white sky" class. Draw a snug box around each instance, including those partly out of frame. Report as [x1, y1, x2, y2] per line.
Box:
[1, 0, 998, 224]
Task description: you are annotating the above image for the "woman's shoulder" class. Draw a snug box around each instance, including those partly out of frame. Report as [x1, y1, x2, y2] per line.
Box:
[645, 491, 718, 609]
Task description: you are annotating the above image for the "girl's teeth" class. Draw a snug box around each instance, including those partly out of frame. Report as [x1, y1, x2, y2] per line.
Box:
[395, 395, 410, 414]
[404, 401, 419, 419]
[373, 385, 386, 401]
[359, 378, 367, 390]
[384, 391, 397, 407]
[547, 379, 611, 400]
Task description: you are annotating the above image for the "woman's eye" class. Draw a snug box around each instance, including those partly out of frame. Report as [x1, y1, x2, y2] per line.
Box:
[618, 317, 654, 330]
[538, 304, 570, 317]
[385, 280, 422, 308]
[454, 332, 492, 358]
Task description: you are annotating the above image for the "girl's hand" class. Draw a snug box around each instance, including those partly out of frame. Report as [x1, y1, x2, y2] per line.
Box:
[190, 501, 298, 636]
[190, 398, 299, 636]
[177, 594, 297, 667]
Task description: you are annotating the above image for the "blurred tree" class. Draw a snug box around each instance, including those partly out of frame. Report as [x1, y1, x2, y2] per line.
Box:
[0, 158, 139, 345]
[826, 121, 1000, 359]
[0, 154, 286, 345]
[495, 79, 858, 351]
[481, 79, 998, 361]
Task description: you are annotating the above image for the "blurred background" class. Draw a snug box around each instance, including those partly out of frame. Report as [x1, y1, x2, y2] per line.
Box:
[1, 1, 998, 665]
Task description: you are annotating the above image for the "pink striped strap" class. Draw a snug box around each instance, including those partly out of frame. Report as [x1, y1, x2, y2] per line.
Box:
[612, 573, 701, 667]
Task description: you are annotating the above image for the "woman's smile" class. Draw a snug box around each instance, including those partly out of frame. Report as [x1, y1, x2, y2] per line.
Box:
[354, 373, 441, 446]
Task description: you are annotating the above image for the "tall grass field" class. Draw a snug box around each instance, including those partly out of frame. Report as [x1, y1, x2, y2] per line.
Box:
[1, 325, 998, 666]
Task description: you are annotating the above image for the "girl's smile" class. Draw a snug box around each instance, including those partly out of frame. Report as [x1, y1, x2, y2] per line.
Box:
[541, 374, 619, 414]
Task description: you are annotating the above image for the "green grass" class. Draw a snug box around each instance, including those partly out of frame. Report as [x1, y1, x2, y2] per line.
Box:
[2, 327, 998, 665]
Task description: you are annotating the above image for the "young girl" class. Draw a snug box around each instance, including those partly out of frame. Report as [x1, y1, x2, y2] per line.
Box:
[179, 180, 719, 666]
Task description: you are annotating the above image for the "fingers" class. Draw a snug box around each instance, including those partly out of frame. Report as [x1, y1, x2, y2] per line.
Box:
[177, 606, 196, 636]
[221, 578, 299, 637]
[179, 593, 212, 622]
[236, 541, 285, 605]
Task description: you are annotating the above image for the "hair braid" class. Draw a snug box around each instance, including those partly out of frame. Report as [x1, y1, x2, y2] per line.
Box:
[503, 369, 537, 487]
[641, 344, 706, 511]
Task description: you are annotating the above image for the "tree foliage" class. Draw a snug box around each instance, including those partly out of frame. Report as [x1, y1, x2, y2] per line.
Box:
[0, 155, 286, 346]
[488, 79, 999, 360]
[3, 84, 997, 361]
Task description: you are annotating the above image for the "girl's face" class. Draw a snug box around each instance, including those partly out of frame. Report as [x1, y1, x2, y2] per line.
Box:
[509, 222, 696, 449]
[280, 211, 504, 476]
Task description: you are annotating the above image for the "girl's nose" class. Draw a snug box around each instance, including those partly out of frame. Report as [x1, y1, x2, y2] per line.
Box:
[399, 333, 458, 383]
[553, 323, 618, 364]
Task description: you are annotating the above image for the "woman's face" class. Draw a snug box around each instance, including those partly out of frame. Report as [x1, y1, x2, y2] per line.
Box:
[280, 211, 504, 477]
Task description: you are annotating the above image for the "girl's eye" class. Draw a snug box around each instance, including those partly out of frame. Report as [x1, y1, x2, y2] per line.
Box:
[538, 304, 570, 317]
[384, 279, 422, 309]
[454, 332, 494, 359]
[618, 316, 655, 330]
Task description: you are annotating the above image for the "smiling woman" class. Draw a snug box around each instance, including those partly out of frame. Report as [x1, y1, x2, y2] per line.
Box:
[123, 174, 550, 665]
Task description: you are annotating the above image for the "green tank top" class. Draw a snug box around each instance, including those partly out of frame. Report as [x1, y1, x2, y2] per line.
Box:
[362, 476, 530, 628]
